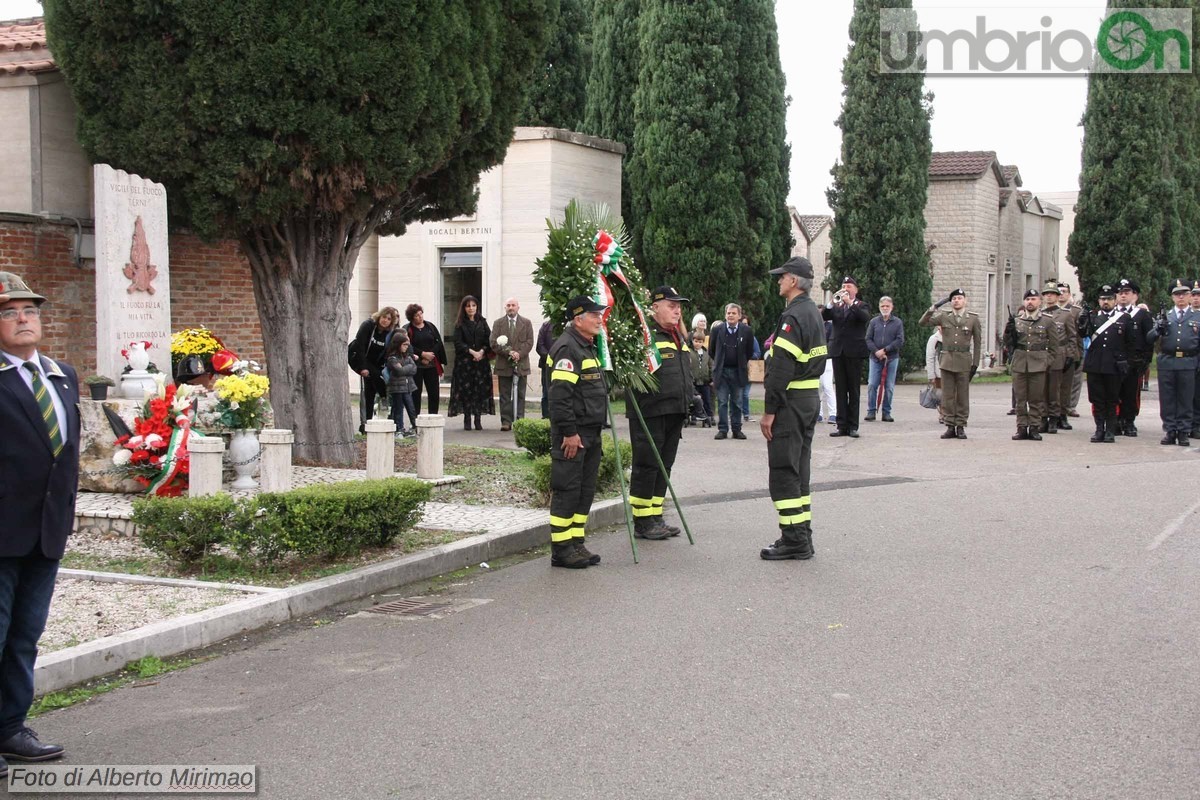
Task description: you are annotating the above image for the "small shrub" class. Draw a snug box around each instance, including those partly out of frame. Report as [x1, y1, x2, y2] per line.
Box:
[133, 494, 245, 566]
[531, 454, 552, 504]
[513, 418, 552, 457]
[527, 437, 633, 506]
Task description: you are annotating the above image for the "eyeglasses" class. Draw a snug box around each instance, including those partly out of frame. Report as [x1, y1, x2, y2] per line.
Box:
[0, 307, 41, 321]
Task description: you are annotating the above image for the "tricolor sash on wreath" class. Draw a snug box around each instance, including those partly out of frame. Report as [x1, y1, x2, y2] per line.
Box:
[592, 230, 662, 375]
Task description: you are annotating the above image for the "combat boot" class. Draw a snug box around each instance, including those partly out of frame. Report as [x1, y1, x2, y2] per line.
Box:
[1045, 417, 1058, 434]
[955, 426, 967, 440]
[1058, 415, 1072, 431]
[658, 519, 682, 537]
[634, 517, 671, 540]
[1161, 430, 1177, 445]
[1103, 417, 1117, 443]
[940, 425, 957, 439]
[1124, 422, 1137, 437]
[760, 531, 813, 561]
[1027, 427, 1043, 441]
[1090, 417, 1105, 443]
[1012, 426, 1029, 440]
[1177, 433, 1190, 447]
[575, 540, 602, 565]
[551, 542, 591, 569]
[1038, 418, 1049, 433]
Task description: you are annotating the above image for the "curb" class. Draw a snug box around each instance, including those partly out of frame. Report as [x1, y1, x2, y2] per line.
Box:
[35, 498, 629, 695]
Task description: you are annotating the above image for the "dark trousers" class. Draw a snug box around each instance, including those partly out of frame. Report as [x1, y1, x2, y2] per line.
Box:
[696, 384, 713, 418]
[629, 413, 684, 520]
[498, 374, 528, 426]
[411, 366, 440, 415]
[0, 553, 59, 738]
[549, 426, 603, 543]
[767, 391, 819, 541]
[1194, 368, 1200, 431]
[1086, 372, 1122, 421]
[358, 372, 386, 427]
[832, 355, 864, 432]
[1117, 363, 1144, 423]
[540, 364, 551, 418]
[1158, 368, 1196, 433]
[715, 367, 743, 433]
[389, 392, 417, 430]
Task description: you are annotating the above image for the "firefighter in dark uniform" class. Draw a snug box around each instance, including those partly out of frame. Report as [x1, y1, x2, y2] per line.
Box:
[1005, 289, 1056, 440]
[1146, 279, 1200, 446]
[627, 286, 693, 540]
[1077, 284, 1136, 443]
[1114, 277, 1153, 436]
[547, 296, 611, 568]
[1037, 281, 1068, 434]
[759, 256, 826, 561]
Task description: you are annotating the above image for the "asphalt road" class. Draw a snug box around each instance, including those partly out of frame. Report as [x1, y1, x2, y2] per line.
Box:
[27, 383, 1200, 799]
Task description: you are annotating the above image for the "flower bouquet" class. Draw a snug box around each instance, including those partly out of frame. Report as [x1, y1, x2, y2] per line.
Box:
[213, 365, 271, 430]
[113, 383, 202, 497]
[170, 326, 224, 375]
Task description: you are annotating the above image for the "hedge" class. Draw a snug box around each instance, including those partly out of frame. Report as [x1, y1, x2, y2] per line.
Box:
[513, 418, 551, 457]
[530, 436, 633, 506]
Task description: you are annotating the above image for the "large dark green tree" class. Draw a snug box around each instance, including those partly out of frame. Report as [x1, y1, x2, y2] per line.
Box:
[629, 0, 749, 318]
[1168, 1, 1200, 279]
[826, 0, 933, 372]
[731, 0, 793, 329]
[520, 0, 589, 129]
[1070, 0, 1195, 300]
[584, 0, 640, 257]
[45, 0, 551, 463]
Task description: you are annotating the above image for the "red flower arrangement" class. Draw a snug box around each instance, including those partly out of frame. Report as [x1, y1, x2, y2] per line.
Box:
[113, 383, 199, 497]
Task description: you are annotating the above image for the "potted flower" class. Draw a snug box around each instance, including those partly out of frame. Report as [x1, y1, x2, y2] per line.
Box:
[213, 365, 272, 490]
[84, 374, 116, 400]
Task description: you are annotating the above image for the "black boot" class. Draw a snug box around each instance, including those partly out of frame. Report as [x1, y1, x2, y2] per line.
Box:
[1161, 430, 1177, 445]
[1091, 417, 1105, 443]
[1124, 422, 1138, 437]
[760, 531, 813, 560]
[1113, 419, 1125, 436]
[464, 416, 472, 430]
[940, 425, 957, 439]
[1045, 417, 1058, 434]
[551, 542, 591, 569]
[575, 540, 602, 565]
[474, 414, 482, 431]
[1103, 417, 1116, 443]
[955, 426, 967, 440]
[1039, 418, 1050, 433]
[1058, 415, 1072, 431]
[1027, 426, 1042, 441]
[634, 517, 671, 540]
[1012, 426, 1029, 440]
[1178, 433, 1191, 447]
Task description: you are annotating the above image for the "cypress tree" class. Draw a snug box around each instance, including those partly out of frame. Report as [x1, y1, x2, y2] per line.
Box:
[1168, 2, 1200, 279]
[629, 0, 748, 313]
[731, 0, 793, 330]
[520, 0, 589, 130]
[826, 0, 933, 372]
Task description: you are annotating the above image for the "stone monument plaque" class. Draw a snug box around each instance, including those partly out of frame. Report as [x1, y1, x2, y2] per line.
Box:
[94, 164, 171, 383]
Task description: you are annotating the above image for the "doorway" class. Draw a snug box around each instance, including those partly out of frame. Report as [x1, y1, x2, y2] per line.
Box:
[440, 247, 483, 378]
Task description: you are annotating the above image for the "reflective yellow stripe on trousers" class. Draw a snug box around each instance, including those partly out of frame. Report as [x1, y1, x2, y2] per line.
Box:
[774, 495, 812, 526]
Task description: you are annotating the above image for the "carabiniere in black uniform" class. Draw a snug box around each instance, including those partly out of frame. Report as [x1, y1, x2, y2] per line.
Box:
[1077, 284, 1136, 444]
[626, 286, 693, 540]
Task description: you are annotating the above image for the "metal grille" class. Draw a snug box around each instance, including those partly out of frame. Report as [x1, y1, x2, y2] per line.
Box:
[365, 598, 453, 617]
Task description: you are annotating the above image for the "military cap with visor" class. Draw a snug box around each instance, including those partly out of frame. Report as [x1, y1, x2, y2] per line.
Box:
[1116, 277, 1140, 294]
[1171, 278, 1192, 294]
[1098, 284, 1116, 299]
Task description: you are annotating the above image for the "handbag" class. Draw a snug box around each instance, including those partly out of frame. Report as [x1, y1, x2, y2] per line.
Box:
[919, 384, 942, 409]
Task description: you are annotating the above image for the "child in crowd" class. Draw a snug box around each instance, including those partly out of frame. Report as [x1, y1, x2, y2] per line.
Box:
[385, 333, 419, 437]
[691, 333, 714, 425]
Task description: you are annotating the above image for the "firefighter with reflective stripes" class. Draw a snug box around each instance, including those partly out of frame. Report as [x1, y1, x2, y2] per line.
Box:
[547, 296, 610, 569]
[626, 286, 693, 540]
[760, 256, 827, 561]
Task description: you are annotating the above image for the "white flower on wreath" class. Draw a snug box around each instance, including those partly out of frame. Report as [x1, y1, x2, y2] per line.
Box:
[112, 449, 132, 466]
[144, 433, 164, 447]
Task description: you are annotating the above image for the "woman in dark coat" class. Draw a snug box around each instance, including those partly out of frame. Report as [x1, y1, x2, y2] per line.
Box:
[353, 306, 399, 433]
[402, 303, 448, 416]
[448, 296, 495, 429]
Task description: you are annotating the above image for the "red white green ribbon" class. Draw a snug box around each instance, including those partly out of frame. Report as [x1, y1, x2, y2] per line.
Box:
[592, 230, 662, 374]
[146, 418, 199, 496]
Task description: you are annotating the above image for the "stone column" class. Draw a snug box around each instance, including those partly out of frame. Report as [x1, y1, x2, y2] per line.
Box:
[416, 413, 445, 480]
[365, 418, 396, 479]
[189, 436, 225, 497]
[258, 429, 294, 493]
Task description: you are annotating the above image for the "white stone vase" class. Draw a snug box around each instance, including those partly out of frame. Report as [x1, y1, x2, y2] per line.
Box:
[228, 429, 261, 491]
[121, 370, 157, 401]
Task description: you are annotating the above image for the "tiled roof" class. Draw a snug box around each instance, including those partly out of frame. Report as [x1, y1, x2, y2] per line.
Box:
[929, 151, 999, 179]
[1001, 165, 1023, 187]
[0, 18, 56, 76]
[794, 214, 831, 242]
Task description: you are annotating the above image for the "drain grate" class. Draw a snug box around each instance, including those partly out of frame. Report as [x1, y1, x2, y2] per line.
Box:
[365, 598, 453, 617]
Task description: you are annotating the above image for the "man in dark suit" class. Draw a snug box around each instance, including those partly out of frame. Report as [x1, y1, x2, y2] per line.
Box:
[821, 276, 871, 438]
[0, 273, 76, 773]
[490, 297, 535, 431]
[709, 302, 756, 440]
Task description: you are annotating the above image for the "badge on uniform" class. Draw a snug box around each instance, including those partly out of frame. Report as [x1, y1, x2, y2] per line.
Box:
[555, 358, 574, 371]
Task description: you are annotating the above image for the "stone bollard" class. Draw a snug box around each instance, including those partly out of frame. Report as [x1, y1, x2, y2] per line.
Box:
[188, 436, 226, 497]
[365, 418, 397, 479]
[258, 428, 294, 493]
[416, 413, 445, 480]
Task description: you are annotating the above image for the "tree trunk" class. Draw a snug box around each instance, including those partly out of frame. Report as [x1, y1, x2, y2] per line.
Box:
[239, 209, 381, 465]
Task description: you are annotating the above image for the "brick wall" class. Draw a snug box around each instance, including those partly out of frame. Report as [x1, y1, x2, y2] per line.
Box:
[1, 219, 264, 375]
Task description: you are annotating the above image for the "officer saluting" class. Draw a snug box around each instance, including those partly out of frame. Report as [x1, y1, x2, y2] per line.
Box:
[920, 288, 982, 439]
[759, 256, 826, 561]
[1037, 281, 1068, 434]
[1077, 283, 1135, 443]
[1146, 278, 1199, 446]
[547, 296, 611, 568]
[1005, 289, 1056, 441]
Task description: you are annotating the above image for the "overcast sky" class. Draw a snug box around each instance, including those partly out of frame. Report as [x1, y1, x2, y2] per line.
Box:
[4, 0, 1103, 213]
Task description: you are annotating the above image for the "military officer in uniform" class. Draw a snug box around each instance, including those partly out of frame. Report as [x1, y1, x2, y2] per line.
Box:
[920, 288, 981, 439]
[1191, 281, 1200, 439]
[1114, 277, 1153, 436]
[627, 286, 693, 540]
[759, 256, 826, 561]
[1146, 279, 1199, 446]
[1005, 289, 1056, 441]
[1078, 284, 1135, 443]
[1037, 281, 1069, 434]
[547, 296, 611, 568]
[1057, 282, 1085, 419]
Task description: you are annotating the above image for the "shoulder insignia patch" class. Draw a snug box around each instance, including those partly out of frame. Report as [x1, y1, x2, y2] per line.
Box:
[780, 322, 792, 333]
[555, 358, 575, 372]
